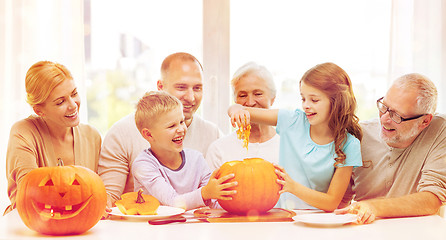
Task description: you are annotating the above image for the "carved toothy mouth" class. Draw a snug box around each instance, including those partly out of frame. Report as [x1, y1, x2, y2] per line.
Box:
[31, 195, 93, 219]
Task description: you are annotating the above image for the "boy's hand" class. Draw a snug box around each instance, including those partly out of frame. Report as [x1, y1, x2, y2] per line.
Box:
[202, 171, 238, 201]
[228, 104, 250, 128]
[101, 206, 112, 220]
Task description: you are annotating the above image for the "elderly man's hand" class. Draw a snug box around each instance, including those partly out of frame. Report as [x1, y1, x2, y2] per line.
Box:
[335, 201, 377, 224]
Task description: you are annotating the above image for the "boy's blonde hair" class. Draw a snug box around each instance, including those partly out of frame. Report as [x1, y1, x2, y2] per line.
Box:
[135, 91, 182, 132]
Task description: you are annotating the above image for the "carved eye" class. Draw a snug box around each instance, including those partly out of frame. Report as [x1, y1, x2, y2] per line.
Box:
[72, 179, 80, 185]
[44, 179, 54, 186]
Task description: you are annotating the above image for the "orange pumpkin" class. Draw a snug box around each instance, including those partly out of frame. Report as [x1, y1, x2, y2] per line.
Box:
[115, 189, 160, 215]
[216, 158, 281, 215]
[16, 160, 107, 235]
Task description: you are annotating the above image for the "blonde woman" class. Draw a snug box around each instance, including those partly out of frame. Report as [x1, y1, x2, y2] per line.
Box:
[5, 61, 101, 214]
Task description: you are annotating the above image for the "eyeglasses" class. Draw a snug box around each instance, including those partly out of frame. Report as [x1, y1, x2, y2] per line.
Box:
[376, 97, 426, 124]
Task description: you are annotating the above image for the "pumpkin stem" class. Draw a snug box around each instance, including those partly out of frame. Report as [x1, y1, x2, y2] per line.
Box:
[136, 189, 145, 203]
[57, 158, 64, 166]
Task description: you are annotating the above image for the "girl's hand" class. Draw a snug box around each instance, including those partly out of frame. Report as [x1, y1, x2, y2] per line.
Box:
[228, 104, 250, 128]
[202, 170, 238, 201]
[274, 164, 295, 194]
[334, 201, 376, 224]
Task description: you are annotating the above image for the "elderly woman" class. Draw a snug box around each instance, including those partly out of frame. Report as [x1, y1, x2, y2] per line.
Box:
[205, 62, 279, 170]
[5, 61, 101, 214]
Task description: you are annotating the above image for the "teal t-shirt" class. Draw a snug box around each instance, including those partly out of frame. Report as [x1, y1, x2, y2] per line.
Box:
[276, 108, 362, 209]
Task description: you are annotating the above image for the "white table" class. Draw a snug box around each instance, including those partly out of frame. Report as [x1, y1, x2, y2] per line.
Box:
[2, 209, 446, 240]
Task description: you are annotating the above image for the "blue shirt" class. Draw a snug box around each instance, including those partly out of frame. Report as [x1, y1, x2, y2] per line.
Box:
[276, 108, 362, 209]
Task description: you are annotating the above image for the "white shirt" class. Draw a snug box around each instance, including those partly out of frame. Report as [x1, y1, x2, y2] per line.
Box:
[205, 131, 280, 171]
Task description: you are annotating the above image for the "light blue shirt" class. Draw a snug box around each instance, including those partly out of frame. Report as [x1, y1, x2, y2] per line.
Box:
[276, 108, 362, 209]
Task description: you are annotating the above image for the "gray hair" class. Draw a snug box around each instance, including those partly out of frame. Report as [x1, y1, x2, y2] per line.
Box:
[392, 73, 437, 114]
[231, 62, 276, 98]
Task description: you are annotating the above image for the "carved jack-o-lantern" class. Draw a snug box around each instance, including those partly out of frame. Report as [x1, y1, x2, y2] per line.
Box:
[16, 160, 107, 235]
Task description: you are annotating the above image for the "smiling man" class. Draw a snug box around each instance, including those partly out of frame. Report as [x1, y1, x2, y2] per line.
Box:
[98, 52, 222, 208]
[338, 73, 446, 224]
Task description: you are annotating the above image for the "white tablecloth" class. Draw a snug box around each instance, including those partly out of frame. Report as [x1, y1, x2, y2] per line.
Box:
[2, 209, 446, 240]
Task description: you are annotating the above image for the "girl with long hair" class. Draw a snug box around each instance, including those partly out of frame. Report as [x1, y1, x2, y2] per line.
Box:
[228, 62, 362, 211]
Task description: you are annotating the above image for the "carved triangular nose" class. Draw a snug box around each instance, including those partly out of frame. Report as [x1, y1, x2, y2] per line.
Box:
[59, 192, 66, 198]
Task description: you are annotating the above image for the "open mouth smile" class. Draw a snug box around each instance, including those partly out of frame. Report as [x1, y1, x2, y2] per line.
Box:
[172, 136, 184, 143]
[306, 112, 316, 117]
[382, 125, 395, 132]
[65, 112, 78, 118]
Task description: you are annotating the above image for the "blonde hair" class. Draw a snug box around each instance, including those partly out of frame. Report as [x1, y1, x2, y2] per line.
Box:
[300, 62, 362, 166]
[393, 73, 437, 114]
[25, 61, 73, 106]
[135, 91, 182, 132]
[231, 62, 276, 98]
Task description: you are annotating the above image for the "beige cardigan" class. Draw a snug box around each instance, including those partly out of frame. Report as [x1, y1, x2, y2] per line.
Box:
[5, 115, 101, 213]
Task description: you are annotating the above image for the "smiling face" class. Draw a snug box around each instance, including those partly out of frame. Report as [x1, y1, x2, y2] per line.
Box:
[146, 106, 187, 154]
[158, 59, 203, 126]
[234, 73, 275, 109]
[33, 79, 80, 129]
[300, 81, 331, 128]
[379, 85, 426, 148]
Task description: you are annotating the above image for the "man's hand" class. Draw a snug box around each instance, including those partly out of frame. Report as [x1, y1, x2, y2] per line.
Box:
[335, 201, 377, 224]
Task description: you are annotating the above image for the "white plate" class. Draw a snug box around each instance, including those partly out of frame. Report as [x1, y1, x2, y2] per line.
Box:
[109, 206, 185, 221]
[293, 213, 357, 227]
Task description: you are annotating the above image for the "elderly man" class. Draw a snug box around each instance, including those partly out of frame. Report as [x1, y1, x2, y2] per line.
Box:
[337, 73, 446, 224]
[99, 52, 222, 207]
[206, 62, 279, 170]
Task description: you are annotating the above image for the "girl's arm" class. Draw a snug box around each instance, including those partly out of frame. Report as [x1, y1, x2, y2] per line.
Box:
[275, 164, 353, 211]
[228, 104, 279, 128]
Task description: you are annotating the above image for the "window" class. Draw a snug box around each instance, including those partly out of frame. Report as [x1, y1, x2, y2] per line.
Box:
[1, 0, 444, 213]
[86, 0, 392, 135]
[85, 0, 202, 135]
[230, 0, 392, 120]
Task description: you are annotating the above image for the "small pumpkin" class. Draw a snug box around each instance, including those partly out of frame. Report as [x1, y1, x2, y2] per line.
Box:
[115, 189, 160, 215]
[16, 159, 107, 235]
[216, 158, 281, 215]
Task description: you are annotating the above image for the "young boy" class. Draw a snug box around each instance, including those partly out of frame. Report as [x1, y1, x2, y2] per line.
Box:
[132, 91, 237, 210]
